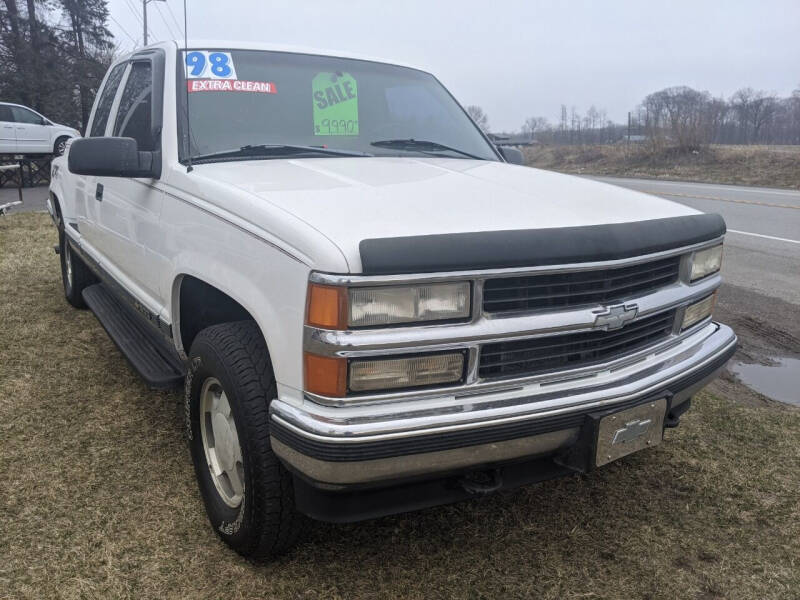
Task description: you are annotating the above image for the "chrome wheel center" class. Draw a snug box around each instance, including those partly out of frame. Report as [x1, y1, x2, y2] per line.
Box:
[199, 378, 244, 508]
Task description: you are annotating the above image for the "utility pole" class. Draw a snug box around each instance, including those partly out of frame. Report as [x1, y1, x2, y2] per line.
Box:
[627, 111, 631, 146]
[142, 0, 166, 45]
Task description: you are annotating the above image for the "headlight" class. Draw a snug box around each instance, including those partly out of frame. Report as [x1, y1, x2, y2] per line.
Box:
[349, 282, 470, 327]
[306, 282, 471, 329]
[690, 244, 723, 281]
[682, 293, 717, 330]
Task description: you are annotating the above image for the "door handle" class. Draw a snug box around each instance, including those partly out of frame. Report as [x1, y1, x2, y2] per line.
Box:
[95, 183, 104, 202]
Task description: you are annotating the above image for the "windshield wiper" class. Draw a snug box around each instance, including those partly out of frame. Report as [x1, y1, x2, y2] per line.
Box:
[370, 138, 484, 160]
[190, 144, 372, 164]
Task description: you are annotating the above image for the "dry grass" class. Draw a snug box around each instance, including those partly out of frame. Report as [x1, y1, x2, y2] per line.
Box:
[2, 212, 800, 600]
[524, 144, 800, 189]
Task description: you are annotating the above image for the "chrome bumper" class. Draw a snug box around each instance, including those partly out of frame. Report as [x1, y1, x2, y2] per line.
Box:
[270, 322, 737, 486]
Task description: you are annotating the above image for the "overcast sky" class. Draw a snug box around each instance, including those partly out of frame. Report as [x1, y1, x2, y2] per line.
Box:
[108, 0, 800, 131]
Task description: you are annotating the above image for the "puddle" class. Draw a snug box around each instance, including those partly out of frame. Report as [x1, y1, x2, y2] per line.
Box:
[729, 357, 800, 406]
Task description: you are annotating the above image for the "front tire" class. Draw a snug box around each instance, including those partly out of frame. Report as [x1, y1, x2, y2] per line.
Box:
[186, 321, 305, 560]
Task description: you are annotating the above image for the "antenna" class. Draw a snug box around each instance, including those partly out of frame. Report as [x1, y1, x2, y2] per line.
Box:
[183, 0, 193, 172]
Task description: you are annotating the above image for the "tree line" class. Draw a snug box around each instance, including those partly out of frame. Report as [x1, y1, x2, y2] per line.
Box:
[1, 0, 114, 131]
[494, 84, 800, 149]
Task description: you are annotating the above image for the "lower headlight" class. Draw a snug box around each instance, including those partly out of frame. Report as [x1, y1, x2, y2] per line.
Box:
[349, 352, 465, 392]
[682, 293, 717, 330]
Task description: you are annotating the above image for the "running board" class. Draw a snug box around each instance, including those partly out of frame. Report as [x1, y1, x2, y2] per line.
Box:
[82, 284, 186, 389]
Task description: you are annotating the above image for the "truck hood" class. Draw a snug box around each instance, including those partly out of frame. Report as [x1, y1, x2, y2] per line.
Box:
[193, 157, 700, 272]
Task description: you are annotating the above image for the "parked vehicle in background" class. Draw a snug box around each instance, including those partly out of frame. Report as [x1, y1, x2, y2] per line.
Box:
[49, 40, 736, 561]
[0, 102, 80, 156]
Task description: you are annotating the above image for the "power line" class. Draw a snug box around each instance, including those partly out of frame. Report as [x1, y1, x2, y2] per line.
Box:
[122, 0, 143, 24]
[154, 2, 177, 39]
[108, 14, 139, 47]
[141, 0, 170, 45]
[164, 0, 185, 37]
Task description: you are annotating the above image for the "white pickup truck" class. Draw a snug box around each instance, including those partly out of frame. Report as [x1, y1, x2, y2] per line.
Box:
[49, 40, 737, 560]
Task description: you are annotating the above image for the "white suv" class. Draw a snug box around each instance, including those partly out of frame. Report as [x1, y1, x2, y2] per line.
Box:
[0, 102, 80, 155]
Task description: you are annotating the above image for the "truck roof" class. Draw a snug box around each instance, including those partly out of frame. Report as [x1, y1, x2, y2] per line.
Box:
[127, 39, 429, 74]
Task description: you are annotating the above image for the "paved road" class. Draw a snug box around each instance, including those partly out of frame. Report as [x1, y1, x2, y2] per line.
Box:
[0, 184, 48, 213]
[589, 177, 800, 306]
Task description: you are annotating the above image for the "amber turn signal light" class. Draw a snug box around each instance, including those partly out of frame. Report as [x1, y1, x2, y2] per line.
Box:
[304, 352, 347, 397]
[306, 283, 348, 329]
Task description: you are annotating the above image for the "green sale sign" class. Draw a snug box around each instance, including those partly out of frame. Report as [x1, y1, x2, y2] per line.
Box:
[312, 72, 359, 136]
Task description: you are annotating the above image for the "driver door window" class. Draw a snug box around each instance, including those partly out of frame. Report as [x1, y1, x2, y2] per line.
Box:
[89, 63, 127, 137]
[113, 62, 154, 151]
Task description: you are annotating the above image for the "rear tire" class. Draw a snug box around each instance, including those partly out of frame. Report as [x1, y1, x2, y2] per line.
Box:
[186, 321, 306, 560]
[59, 226, 95, 309]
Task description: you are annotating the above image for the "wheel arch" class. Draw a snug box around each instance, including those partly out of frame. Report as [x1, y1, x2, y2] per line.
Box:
[171, 274, 273, 363]
[49, 190, 64, 230]
[50, 190, 62, 218]
[48, 159, 72, 223]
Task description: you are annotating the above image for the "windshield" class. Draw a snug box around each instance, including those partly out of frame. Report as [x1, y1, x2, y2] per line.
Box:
[177, 49, 499, 162]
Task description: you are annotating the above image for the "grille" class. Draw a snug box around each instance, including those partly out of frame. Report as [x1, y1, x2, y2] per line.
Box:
[482, 256, 681, 314]
[479, 310, 676, 380]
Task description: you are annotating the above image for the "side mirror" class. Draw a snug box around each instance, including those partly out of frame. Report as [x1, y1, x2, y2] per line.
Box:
[497, 145, 525, 165]
[68, 137, 160, 179]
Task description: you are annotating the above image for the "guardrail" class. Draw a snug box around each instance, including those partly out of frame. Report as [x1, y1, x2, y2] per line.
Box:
[0, 154, 52, 188]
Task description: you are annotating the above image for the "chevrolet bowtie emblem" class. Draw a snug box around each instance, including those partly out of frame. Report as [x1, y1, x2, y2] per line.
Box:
[593, 303, 638, 330]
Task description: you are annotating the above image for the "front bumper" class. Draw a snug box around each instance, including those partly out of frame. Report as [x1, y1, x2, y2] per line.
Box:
[270, 322, 736, 490]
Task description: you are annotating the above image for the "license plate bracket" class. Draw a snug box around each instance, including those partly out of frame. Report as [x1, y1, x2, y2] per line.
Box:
[595, 398, 667, 467]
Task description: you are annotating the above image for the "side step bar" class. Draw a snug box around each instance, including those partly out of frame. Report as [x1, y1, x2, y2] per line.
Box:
[82, 284, 186, 389]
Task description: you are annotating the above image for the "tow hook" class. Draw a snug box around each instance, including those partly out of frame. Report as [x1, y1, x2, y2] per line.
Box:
[664, 399, 692, 429]
[457, 468, 503, 496]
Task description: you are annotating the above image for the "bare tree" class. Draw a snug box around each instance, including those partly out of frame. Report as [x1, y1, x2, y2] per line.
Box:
[525, 85, 799, 147]
[643, 86, 712, 150]
[522, 116, 549, 140]
[465, 105, 489, 132]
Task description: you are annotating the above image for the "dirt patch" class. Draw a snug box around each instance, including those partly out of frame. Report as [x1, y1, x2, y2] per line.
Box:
[524, 144, 800, 189]
[708, 282, 800, 408]
[2, 213, 799, 599]
[713, 282, 800, 365]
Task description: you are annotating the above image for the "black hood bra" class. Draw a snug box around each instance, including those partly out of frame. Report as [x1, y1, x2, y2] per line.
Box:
[359, 213, 726, 275]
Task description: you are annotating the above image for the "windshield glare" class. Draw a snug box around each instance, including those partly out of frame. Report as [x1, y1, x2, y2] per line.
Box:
[178, 49, 498, 162]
